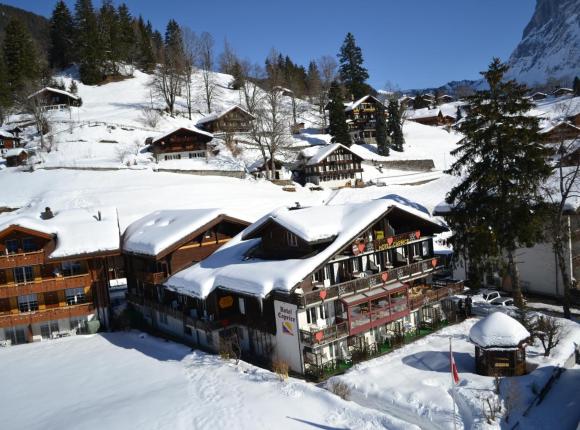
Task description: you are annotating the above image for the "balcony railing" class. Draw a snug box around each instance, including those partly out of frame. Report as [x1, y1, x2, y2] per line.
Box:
[300, 320, 349, 346]
[0, 274, 91, 299]
[0, 250, 45, 270]
[299, 257, 441, 307]
[0, 303, 94, 328]
[408, 281, 464, 310]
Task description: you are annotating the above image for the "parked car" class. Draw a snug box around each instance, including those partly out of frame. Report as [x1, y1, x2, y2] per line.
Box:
[480, 289, 502, 303]
[490, 297, 515, 307]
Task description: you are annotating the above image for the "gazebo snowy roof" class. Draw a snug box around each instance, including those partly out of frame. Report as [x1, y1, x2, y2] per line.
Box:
[469, 312, 530, 349]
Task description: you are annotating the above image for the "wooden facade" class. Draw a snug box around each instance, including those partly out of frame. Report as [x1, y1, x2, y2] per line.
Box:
[197, 106, 255, 133]
[302, 145, 363, 187]
[28, 87, 81, 108]
[474, 344, 527, 377]
[540, 122, 580, 143]
[0, 225, 117, 345]
[4, 149, 28, 167]
[344, 95, 387, 144]
[0, 131, 22, 151]
[149, 127, 214, 162]
[409, 110, 455, 127]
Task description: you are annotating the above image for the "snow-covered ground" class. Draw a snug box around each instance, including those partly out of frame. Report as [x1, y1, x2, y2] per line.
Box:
[0, 331, 412, 430]
[330, 315, 580, 430]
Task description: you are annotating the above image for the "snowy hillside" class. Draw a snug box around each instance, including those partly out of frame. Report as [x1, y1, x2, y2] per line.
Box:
[506, 0, 580, 85]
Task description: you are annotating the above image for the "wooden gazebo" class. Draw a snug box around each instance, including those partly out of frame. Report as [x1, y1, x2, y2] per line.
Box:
[469, 312, 530, 377]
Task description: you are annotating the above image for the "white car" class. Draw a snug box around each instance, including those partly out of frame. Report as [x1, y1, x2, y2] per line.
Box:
[490, 297, 515, 307]
[480, 290, 502, 303]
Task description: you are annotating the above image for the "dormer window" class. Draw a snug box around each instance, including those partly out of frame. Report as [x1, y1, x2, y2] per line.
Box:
[286, 231, 298, 247]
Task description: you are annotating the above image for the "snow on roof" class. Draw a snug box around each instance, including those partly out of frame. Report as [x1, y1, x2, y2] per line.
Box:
[406, 108, 441, 120]
[3, 148, 26, 158]
[195, 105, 255, 126]
[0, 207, 120, 259]
[302, 143, 357, 165]
[539, 121, 580, 134]
[0, 129, 15, 139]
[153, 126, 213, 144]
[344, 95, 384, 112]
[165, 199, 445, 299]
[28, 87, 80, 101]
[469, 312, 530, 348]
[123, 209, 223, 256]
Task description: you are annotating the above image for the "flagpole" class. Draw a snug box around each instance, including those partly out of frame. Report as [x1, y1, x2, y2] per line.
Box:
[450, 337, 457, 430]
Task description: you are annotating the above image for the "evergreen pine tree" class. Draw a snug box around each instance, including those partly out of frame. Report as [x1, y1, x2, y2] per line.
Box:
[3, 18, 38, 98]
[444, 58, 552, 306]
[49, 1, 75, 69]
[387, 99, 404, 151]
[0, 54, 11, 122]
[136, 17, 156, 71]
[98, 0, 120, 75]
[230, 61, 244, 90]
[338, 33, 369, 100]
[306, 61, 321, 103]
[74, 0, 102, 84]
[328, 81, 352, 146]
[456, 106, 462, 121]
[375, 103, 389, 156]
[69, 80, 78, 94]
[574, 76, 580, 96]
[117, 3, 136, 66]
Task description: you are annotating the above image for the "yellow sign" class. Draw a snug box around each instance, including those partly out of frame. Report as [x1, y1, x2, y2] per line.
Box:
[218, 296, 234, 309]
[375, 230, 384, 240]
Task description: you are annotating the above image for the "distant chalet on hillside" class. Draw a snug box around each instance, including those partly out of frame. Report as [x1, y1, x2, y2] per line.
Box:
[299, 143, 363, 188]
[196, 105, 255, 134]
[27, 87, 81, 110]
[147, 127, 214, 162]
[407, 108, 455, 127]
[344, 95, 387, 145]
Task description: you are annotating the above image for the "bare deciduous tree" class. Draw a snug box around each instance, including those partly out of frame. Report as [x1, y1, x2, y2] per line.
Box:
[151, 51, 182, 116]
[218, 38, 238, 75]
[20, 86, 51, 150]
[181, 27, 199, 120]
[238, 60, 263, 115]
[317, 55, 338, 128]
[536, 315, 562, 357]
[197, 32, 218, 114]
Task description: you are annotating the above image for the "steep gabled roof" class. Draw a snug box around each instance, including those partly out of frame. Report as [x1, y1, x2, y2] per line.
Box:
[344, 95, 384, 112]
[123, 209, 250, 258]
[165, 199, 447, 299]
[28, 87, 80, 101]
[152, 126, 213, 145]
[196, 105, 255, 126]
[301, 143, 362, 166]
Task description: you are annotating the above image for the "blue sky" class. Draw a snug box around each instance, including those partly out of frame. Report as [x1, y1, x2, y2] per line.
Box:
[7, 0, 535, 89]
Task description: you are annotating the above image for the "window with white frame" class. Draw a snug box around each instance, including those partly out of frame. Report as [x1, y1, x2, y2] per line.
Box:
[65, 288, 86, 305]
[18, 294, 38, 312]
[13, 266, 34, 284]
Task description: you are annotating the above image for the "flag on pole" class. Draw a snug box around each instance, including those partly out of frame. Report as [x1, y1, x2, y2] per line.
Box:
[450, 341, 460, 385]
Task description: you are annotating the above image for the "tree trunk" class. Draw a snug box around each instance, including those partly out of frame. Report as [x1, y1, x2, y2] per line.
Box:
[507, 250, 524, 308]
[553, 216, 572, 319]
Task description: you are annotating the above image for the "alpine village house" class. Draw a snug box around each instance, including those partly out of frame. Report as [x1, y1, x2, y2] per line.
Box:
[0, 207, 121, 346]
[147, 126, 214, 162]
[155, 200, 464, 379]
[343, 95, 387, 145]
[123, 209, 250, 336]
[195, 105, 255, 134]
[299, 143, 364, 188]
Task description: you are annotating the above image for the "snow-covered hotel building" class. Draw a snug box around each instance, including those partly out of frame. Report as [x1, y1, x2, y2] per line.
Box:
[0, 207, 121, 345]
[148, 200, 463, 377]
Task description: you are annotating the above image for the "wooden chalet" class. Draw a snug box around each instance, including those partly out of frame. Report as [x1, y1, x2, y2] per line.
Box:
[124, 210, 250, 333]
[470, 312, 530, 377]
[530, 92, 548, 101]
[27, 87, 81, 110]
[4, 148, 28, 167]
[300, 143, 363, 187]
[540, 121, 580, 143]
[437, 95, 455, 104]
[344, 95, 387, 144]
[408, 108, 455, 127]
[0, 129, 22, 154]
[162, 200, 464, 378]
[0, 207, 122, 346]
[251, 158, 292, 181]
[553, 88, 574, 98]
[567, 112, 580, 128]
[196, 105, 255, 134]
[148, 127, 214, 162]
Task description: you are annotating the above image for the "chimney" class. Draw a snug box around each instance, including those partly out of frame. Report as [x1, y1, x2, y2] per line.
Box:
[41, 207, 54, 220]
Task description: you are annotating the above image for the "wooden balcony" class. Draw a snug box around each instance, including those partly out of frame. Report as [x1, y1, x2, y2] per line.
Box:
[408, 281, 464, 310]
[0, 274, 91, 299]
[299, 257, 441, 307]
[300, 320, 349, 346]
[0, 250, 45, 270]
[0, 303, 94, 328]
